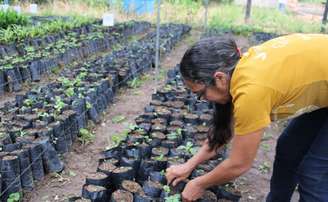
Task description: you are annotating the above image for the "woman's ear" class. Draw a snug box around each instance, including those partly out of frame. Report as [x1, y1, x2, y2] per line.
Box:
[213, 71, 229, 89]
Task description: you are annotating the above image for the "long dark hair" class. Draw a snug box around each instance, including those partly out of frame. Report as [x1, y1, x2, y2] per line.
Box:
[180, 37, 241, 151]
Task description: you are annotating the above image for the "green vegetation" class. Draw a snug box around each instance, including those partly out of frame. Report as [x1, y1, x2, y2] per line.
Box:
[209, 4, 322, 35]
[0, 16, 94, 43]
[177, 141, 199, 155]
[79, 128, 95, 144]
[0, 9, 29, 29]
[299, 0, 325, 4]
[7, 192, 21, 202]
[111, 115, 126, 124]
[165, 194, 181, 202]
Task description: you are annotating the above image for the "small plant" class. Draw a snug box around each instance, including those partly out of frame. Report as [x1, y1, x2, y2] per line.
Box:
[163, 84, 172, 91]
[111, 115, 126, 124]
[79, 128, 95, 145]
[86, 101, 92, 110]
[7, 192, 21, 202]
[144, 135, 152, 143]
[167, 132, 179, 140]
[165, 194, 181, 202]
[127, 77, 142, 89]
[163, 185, 171, 193]
[258, 161, 271, 174]
[177, 142, 198, 155]
[18, 130, 27, 137]
[54, 96, 65, 114]
[176, 128, 183, 136]
[111, 132, 127, 147]
[154, 154, 165, 161]
[64, 87, 75, 97]
[23, 98, 34, 107]
[37, 111, 49, 119]
[58, 77, 73, 88]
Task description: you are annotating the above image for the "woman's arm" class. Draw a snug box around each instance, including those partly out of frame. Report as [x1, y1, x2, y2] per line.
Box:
[182, 128, 264, 201]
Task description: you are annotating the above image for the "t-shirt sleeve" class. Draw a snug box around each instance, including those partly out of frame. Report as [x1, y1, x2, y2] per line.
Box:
[233, 85, 272, 135]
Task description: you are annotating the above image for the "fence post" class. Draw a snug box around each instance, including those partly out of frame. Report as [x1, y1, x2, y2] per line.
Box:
[155, 0, 161, 93]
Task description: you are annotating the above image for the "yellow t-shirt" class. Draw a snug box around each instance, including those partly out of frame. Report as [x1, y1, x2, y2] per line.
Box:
[230, 33, 328, 135]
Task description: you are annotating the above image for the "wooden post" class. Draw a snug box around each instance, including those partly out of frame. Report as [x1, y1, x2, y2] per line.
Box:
[322, 0, 328, 32]
[245, 0, 252, 23]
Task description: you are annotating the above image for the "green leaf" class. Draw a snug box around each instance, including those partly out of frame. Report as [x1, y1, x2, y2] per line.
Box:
[68, 170, 77, 177]
[112, 115, 126, 124]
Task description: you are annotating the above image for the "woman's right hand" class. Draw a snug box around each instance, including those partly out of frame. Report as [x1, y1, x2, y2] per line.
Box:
[166, 163, 194, 186]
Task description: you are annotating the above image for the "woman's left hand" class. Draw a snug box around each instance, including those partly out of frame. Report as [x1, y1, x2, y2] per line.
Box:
[182, 178, 205, 202]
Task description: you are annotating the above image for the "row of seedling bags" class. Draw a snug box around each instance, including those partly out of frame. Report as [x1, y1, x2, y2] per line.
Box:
[74, 66, 241, 202]
[0, 21, 152, 95]
[0, 24, 191, 201]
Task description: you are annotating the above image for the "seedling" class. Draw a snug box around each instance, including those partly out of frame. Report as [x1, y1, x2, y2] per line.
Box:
[144, 135, 152, 143]
[167, 132, 179, 140]
[127, 77, 142, 89]
[261, 143, 271, 152]
[64, 87, 75, 97]
[79, 128, 95, 145]
[177, 142, 199, 155]
[7, 192, 21, 202]
[154, 154, 165, 161]
[37, 111, 50, 119]
[112, 115, 126, 124]
[23, 98, 34, 107]
[58, 77, 73, 88]
[163, 84, 172, 91]
[18, 130, 27, 137]
[86, 101, 92, 110]
[165, 194, 181, 202]
[111, 132, 127, 147]
[258, 161, 271, 174]
[163, 185, 171, 193]
[176, 128, 183, 136]
[54, 96, 65, 114]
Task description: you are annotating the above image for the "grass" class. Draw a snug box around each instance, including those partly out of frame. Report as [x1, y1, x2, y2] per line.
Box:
[299, 0, 325, 4]
[208, 4, 323, 35]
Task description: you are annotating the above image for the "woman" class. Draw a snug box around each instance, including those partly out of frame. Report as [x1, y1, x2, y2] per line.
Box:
[165, 34, 328, 202]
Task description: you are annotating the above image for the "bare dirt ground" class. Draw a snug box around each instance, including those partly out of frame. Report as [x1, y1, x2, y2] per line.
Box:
[24, 30, 296, 202]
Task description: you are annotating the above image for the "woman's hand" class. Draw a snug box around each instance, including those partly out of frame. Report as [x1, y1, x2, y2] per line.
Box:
[182, 178, 205, 202]
[166, 163, 194, 186]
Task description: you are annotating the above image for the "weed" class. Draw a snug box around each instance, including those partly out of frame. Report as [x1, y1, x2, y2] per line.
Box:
[261, 143, 271, 152]
[79, 128, 95, 144]
[111, 115, 126, 124]
[258, 161, 271, 174]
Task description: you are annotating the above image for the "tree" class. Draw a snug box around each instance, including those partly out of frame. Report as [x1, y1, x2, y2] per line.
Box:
[245, 0, 252, 23]
[322, 0, 328, 32]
